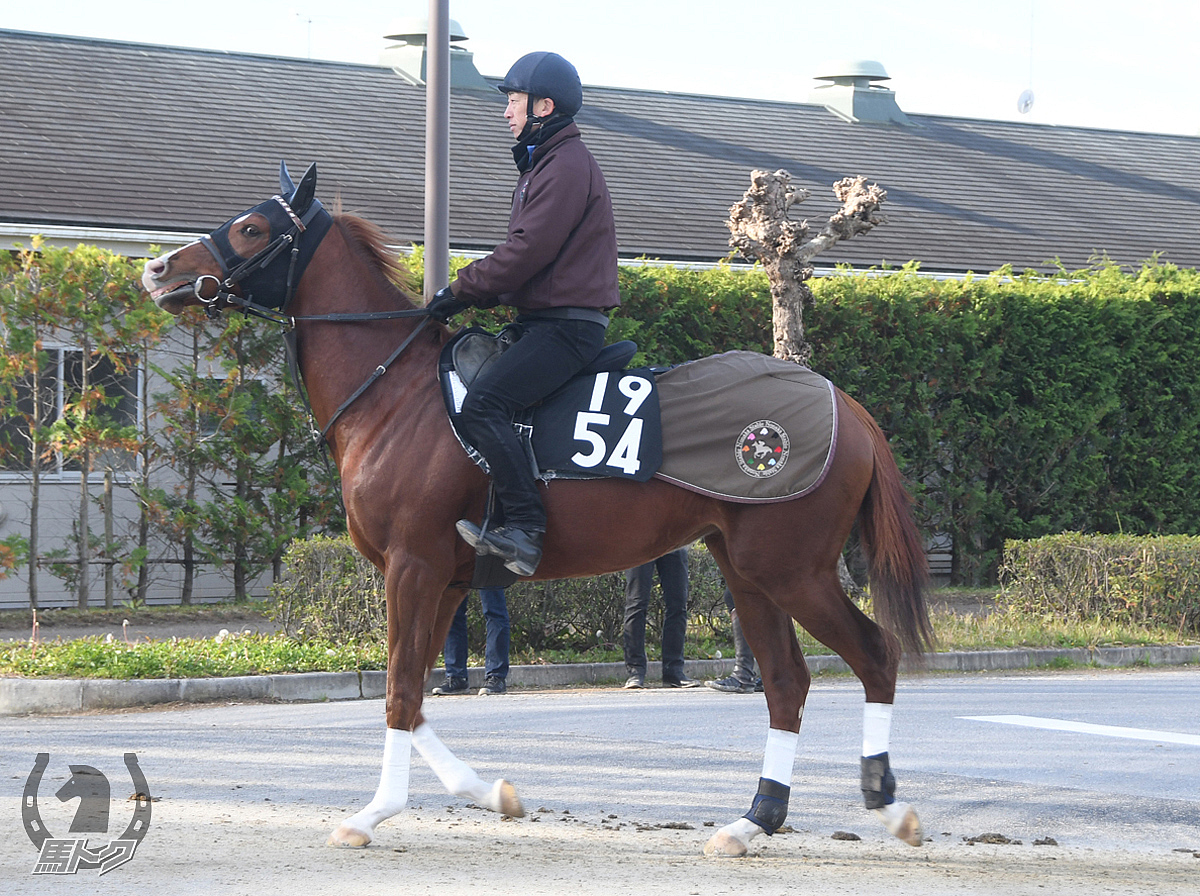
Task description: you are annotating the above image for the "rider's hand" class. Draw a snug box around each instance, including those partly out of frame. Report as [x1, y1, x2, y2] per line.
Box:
[426, 285, 469, 323]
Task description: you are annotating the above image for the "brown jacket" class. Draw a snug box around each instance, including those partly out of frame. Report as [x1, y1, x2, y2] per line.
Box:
[451, 122, 620, 313]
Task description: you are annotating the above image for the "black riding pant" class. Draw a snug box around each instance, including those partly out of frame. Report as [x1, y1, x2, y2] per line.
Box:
[457, 316, 606, 532]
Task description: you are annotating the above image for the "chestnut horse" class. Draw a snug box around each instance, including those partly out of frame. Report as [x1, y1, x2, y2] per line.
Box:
[142, 163, 932, 856]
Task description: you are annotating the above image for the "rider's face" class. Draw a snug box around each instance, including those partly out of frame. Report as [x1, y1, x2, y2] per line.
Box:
[505, 92, 554, 138]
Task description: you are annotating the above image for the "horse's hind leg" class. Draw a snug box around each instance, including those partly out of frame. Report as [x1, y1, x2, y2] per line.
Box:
[702, 569, 810, 857]
[785, 570, 924, 847]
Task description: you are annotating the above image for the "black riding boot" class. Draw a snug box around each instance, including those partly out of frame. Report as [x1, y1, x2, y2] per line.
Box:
[456, 521, 544, 577]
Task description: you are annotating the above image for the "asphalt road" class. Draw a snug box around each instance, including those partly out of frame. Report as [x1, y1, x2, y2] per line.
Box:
[2, 667, 1198, 894]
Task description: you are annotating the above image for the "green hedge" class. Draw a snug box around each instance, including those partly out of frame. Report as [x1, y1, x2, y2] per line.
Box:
[302, 254, 1200, 588]
[999, 533, 1200, 634]
[271, 535, 732, 653]
[808, 263, 1200, 582]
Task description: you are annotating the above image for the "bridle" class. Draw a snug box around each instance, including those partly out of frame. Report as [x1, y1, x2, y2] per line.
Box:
[187, 195, 438, 450]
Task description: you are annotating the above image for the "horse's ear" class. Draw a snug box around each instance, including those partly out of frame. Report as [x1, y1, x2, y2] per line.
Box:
[290, 163, 319, 214]
[279, 160, 296, 196]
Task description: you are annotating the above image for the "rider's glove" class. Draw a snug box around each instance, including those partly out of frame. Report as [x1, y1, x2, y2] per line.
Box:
[425, 285, 469, 323]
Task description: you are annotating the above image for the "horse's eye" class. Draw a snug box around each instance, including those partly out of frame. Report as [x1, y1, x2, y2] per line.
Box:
[241, 224, 261, 238]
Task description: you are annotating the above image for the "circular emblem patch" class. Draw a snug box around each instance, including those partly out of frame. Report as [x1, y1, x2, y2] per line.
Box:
[735, 420, 790, 478]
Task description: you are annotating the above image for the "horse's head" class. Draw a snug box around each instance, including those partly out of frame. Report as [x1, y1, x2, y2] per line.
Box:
[143, 161, 332, 315]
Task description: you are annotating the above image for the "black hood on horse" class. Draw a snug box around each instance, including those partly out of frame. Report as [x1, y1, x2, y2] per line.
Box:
[197, 161, 332, 311]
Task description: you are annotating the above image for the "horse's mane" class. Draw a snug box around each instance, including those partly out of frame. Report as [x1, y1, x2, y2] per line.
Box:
[332, 212, 421, 301]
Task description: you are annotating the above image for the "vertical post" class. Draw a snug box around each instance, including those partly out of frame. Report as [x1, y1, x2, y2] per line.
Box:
[104, 469, 114, 609]
[423, 0, 451, 300]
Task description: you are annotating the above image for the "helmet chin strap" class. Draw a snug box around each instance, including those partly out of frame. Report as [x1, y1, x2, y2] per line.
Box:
[517, 94, 559, 142]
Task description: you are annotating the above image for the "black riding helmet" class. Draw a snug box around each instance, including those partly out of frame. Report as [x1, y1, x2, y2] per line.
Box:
[497, 51, 583, 118]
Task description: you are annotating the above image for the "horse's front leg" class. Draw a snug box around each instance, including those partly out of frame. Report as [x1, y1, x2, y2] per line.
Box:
[327, 559, 522, 849]
[412, 722, 525, 816]
[327, 556, 442, 848]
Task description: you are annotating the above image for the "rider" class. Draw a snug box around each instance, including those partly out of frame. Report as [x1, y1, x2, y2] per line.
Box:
[425, 51, 620, 577]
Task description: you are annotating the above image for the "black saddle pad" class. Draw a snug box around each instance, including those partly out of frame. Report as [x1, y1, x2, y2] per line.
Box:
[439, 328, 663, 482]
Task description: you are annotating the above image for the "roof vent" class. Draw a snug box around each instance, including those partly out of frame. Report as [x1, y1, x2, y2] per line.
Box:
[810, 61, 911, 125]
[379, 17, 493, 90]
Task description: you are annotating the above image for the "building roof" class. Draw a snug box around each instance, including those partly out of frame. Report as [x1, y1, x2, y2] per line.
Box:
[3, 28, 1199, 273]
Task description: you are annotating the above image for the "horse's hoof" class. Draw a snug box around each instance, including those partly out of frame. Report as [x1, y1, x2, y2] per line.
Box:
[873, 801, 923, 847]
[703, 831, 748, 858]
[327, 824, 372, 848]
[491, 779, 525, 818]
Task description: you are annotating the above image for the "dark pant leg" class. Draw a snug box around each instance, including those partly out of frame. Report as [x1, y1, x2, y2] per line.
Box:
[722, 586, 757, 682]
[443, 597, 469, 680]
[658, 548, 690, 679]
[457, 319, 606, 531]
[479, 587, 510, 680]
[623, 561, 655, 676]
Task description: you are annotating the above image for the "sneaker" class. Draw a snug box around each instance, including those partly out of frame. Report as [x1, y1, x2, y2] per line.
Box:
[705, 674, 755, 694]
[623, 675, 645, 689]
[479, 676, 507, 696]
[663, 675, 702, 689]
[431, 676, 469, 696]
[754, 677, 764, 692]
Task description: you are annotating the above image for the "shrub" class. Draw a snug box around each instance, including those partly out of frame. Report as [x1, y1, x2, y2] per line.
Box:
[271, 535, 386, 643]
[271, 535, 734, 652]
[999, 533, 1200, 634]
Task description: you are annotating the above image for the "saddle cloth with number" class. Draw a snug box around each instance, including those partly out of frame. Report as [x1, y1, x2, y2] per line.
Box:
[439, 334, 837, 502]
[438, 328, 664, 482]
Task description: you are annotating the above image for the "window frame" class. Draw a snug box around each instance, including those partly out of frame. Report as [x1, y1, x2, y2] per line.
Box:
[0, 341, 143, 481]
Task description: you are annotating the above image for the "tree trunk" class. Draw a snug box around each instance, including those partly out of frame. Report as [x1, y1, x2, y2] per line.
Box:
[76, 337, 92, 610]
[727, 170, 887, 366]
[103, 469, 114, 609]
[135, 349, 153, 604]
[28, 363, 42, 611]
[77, 462, 90, 609]
[181, 457, 196, 606]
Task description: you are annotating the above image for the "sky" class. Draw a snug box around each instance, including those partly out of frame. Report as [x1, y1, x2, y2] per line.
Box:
[5, 0, 1200, 137]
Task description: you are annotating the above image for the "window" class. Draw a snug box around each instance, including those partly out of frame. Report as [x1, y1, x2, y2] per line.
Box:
[0, 346, 139, 474]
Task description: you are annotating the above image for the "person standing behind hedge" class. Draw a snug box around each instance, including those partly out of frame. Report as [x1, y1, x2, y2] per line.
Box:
[705, 587, 764, 694]
[622, 548, 700, 689]
[432, 588, 511, 696]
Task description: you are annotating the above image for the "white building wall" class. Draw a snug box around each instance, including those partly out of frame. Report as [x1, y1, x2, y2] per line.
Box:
[0, 329, 276, 611]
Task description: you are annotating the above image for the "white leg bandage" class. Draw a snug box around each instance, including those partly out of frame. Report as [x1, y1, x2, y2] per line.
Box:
[342, 727, 411, 836]
[412, 722, 494, 804]
[761, 726, 799, 785]
[863, 702, 893, 757]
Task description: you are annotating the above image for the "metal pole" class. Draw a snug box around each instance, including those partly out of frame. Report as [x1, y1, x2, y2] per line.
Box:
[423, 0, 451, 300]
[103, 469, 114, 609]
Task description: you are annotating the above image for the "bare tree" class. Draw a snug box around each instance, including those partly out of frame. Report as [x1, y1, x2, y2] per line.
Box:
[727, 170, 888, 596]
[727, 170, 887, 365]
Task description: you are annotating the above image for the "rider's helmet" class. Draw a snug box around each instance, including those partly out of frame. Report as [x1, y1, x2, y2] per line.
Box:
[497, 51, 583, 118]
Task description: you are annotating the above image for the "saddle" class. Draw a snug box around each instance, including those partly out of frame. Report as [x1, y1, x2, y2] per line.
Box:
[438, 332, 840, 587]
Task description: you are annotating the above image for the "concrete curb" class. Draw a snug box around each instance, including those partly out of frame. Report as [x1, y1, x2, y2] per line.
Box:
[2, 645, 1197, 715]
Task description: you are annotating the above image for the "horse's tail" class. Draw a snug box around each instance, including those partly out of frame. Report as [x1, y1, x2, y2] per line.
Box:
[842, 390, 934, 657]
